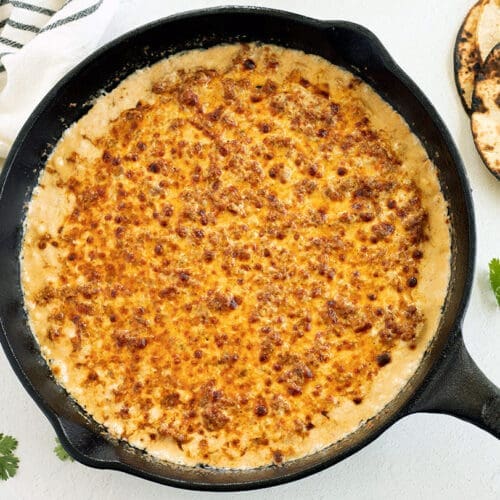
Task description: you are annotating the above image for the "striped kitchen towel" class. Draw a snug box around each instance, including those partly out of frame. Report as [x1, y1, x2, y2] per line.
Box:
[0, 0, 118, 158]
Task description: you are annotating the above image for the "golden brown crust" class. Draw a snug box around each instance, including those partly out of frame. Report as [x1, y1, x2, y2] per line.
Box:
[22, 44, 450, 468]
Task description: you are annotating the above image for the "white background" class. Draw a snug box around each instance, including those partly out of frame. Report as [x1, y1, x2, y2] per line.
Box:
[1, 1, 499, 499]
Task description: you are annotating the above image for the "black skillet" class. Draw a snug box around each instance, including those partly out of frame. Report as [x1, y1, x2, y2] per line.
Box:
[0, 6, 498, 492]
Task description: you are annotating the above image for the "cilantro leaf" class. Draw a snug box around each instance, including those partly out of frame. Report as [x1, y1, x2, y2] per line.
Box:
[0, 434, 19, 481]
[54, 437, 74, 462]
[489, 258, 500, 306]
[0, 454, 19, 481]
[0, 434, 17, 456]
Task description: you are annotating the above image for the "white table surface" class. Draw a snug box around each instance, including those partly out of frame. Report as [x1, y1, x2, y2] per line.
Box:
[1, 1, 499, 499]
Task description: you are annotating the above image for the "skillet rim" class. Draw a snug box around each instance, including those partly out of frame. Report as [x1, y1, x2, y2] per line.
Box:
[0, 5, 476, 491]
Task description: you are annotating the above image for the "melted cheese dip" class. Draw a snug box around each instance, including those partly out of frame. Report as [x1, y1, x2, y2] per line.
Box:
[21, 43, 450, 468]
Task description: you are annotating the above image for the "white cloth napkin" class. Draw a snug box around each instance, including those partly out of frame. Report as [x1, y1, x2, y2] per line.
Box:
[0, 0, 118, 158]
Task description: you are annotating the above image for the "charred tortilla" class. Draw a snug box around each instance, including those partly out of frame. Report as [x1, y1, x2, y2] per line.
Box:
[471, 43, 500, 179]
[455, 0, 486, 113]
[477, 0, 500, 63]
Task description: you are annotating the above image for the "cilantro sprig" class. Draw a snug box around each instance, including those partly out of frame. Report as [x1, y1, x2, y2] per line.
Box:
[489, 258, 500, 306]
[0, 434, 19, 480]
[54, 437, 74, 462]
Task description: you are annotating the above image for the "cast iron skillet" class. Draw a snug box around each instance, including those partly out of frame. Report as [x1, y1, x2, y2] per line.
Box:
[0, 6, 498, 492]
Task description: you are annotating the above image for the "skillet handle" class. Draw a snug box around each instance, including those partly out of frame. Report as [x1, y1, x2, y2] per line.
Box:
[409, 330, 499, 439]
[54, 415, 121, 464]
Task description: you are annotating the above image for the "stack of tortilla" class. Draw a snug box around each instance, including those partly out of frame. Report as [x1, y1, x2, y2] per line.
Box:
[455, 0, 500, 179]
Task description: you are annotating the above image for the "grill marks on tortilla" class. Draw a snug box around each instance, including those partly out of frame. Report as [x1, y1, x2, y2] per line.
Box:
[471, 43, 500, 178]
[455, 0, 500, 113]
[455, 0, 485, 113]
[455, 0, 500, 178]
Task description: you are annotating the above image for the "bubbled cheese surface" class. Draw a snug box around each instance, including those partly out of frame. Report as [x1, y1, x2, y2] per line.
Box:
[21, 43, 450, 468]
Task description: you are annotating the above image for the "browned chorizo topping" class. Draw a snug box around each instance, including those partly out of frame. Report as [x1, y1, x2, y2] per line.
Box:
[180, 89, 199, 106]
[151, 80, 169, 94]
[407, 276, 418, 288]
[254, 400, 268, 417]
[243, 58, 256, 70]
[148, 162, 161, 173]
[376, 352, 392, 367]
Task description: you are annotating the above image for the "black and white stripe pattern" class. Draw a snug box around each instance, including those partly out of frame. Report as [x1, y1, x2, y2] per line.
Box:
[0, 0, 105, 73]
[10, 1, 58, 16]
[0, 1, 65, 71]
